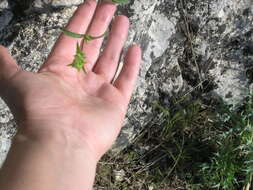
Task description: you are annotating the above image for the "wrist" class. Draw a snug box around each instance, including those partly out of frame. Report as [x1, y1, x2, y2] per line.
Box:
[2, 127, 98, 190]
[15, 124, 101, 163]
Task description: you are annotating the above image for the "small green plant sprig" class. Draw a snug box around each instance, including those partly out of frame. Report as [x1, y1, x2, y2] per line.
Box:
[61, 28, 107, 72]
[61, 0, 129, 72]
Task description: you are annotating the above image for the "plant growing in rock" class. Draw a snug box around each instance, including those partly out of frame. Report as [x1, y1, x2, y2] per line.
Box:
[199, 94, 253, 189]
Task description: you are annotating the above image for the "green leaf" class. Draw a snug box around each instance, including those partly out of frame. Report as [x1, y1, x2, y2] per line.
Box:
[61, 28, 84, 38]
[68, 43, 86, 72]
[83, 30, 108, 43]
[61, 28, 108, 72]
[111, 0, 129, 4]
[61, 28, 108, 43]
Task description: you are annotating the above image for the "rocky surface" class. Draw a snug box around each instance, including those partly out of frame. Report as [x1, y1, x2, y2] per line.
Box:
[0, 1, 12, 31]
[14, 0, 83, 13]
[0, 0, 8, 9]
[0, 0, 252, 166]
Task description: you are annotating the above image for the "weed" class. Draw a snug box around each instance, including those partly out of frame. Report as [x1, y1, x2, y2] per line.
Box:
[198, 94, 253, 189]
[94, 94, 253, 189]
[95, 99, 216, 189]
[61, 28, 107, 72]
[61, 0, 128, 72]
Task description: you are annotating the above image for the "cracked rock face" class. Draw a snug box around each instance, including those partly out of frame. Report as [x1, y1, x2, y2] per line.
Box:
[0, 0, 253, 165]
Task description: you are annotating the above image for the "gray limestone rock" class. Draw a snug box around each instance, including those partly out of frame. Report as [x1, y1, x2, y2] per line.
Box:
[0, 0, 8, 9]
[200, 0, 253, 105]
[0, 10, 13, 31]
[50, 0, 83, 7]
[12, 0, 83, 14]
[0, 0, 12, 31]
[30, 0, 83, 9]
[0, 0, 253, 165]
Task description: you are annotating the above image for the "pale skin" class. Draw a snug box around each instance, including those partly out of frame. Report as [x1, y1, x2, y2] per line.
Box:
[0, 0, 141, 190]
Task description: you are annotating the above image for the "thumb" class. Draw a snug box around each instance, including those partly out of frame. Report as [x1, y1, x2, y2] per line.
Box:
[0, 45, 19, 83]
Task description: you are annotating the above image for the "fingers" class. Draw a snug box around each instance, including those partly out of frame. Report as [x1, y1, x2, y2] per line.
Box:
[82, 1, 117, 70]
[42, 0, 97, 68]
[93, 15, 129, 82]
[114, 45, 142, 102]
[0, 46, 19, 83]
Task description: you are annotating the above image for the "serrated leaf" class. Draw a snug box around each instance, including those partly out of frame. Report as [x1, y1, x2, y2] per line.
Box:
[68, 43, 86, 71]
[61, 28, 108, 72]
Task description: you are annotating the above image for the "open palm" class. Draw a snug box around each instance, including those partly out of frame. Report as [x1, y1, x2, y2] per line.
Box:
[0, 0, 141, 160]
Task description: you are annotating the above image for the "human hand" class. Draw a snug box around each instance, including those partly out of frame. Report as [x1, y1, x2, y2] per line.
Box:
[0, 0, 141, 161]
